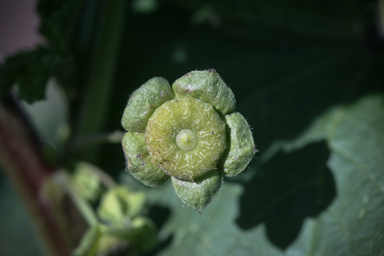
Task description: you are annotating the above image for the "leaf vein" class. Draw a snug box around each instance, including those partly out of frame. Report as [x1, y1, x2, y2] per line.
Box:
[328, 209, 358, 256]
[331, 144, 384, 194]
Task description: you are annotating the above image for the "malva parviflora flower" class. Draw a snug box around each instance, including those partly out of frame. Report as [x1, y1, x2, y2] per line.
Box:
[121, 69, 256, 212]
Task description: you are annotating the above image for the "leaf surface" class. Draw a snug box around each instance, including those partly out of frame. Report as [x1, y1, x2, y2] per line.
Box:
[144, 95, 384, 255]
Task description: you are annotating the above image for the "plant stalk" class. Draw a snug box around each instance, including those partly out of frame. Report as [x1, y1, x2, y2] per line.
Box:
[0, 96, 72, 256]
[75, 0, 126, 160]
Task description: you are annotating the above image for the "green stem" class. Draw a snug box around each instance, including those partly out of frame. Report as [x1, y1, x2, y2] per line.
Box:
[0, 99, 72, 256]
[59, 171, 99, 227]
[69, 130, 124, 153]
[76, 0, 126, 159]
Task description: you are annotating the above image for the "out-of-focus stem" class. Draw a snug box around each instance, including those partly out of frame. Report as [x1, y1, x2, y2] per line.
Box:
[75, 0, 126, 160]
[0, 97, 71, 256]
[59, 171, 99, 227]
[69, 130, 124, 154]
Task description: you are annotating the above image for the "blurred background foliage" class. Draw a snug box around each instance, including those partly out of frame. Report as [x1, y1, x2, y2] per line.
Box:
[0, 0, 384, 255]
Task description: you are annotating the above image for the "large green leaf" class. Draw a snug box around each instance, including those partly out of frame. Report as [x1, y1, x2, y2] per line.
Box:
[142, 94, 384, 255]
[286, 95, 384, 255]
[145, 181, 284, 256]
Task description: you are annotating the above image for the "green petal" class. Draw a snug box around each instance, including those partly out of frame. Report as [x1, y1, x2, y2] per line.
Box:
[220, 112, 256, 176]
[171, 170, 223, 213]
[97, 186, 146, 224]
[146, 96, 227, 181]
[122, 132, 169, 187]
[172, 69, 236, 115]
[122, 77, 175, 132]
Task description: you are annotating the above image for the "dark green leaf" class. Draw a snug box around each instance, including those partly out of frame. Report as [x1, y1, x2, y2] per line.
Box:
[37, 0, 84, 54]
[0, 47, 63, 103]
[0, 0, 83, 103]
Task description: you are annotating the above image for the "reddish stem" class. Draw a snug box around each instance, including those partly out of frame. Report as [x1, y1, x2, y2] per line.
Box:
[0, 97, 72, 256]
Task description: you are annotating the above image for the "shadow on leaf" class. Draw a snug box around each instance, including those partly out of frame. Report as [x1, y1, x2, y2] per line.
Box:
[146, 205, 171, 230]
[143, 205, 173, 256]
[236, 141, 336, 250]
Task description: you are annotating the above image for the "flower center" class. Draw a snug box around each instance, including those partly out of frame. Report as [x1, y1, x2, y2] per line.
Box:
[145, 96, 227, 181]
[176, 129, 197, 151]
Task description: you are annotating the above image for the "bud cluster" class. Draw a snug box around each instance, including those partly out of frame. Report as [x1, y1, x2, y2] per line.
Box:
[122, 69, 256, 212]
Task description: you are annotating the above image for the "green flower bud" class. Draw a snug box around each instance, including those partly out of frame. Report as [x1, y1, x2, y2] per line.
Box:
[71, 163, 104, 203]
[73, 225, 130, 256]
[172, 170, 223, 213]
[122, 77, 174, 133]
[121, 70, 256, 212]
[146, 96, 226, 181]
[172, 69, 236, 115]
[122, 132, 169, 187]
[97, 186, 145, 226]
[220, 112, 256, 176]
[97, 233, 129, 256]
[73, 220, 157, 256]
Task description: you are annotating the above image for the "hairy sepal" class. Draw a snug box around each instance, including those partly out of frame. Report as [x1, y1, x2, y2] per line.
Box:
[172, 69, 236, 115]
[122, 132, 169, 187]
[220, 112, 256, 176]
[122, 77, 174, 132]
[172, 170, 223, 213]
